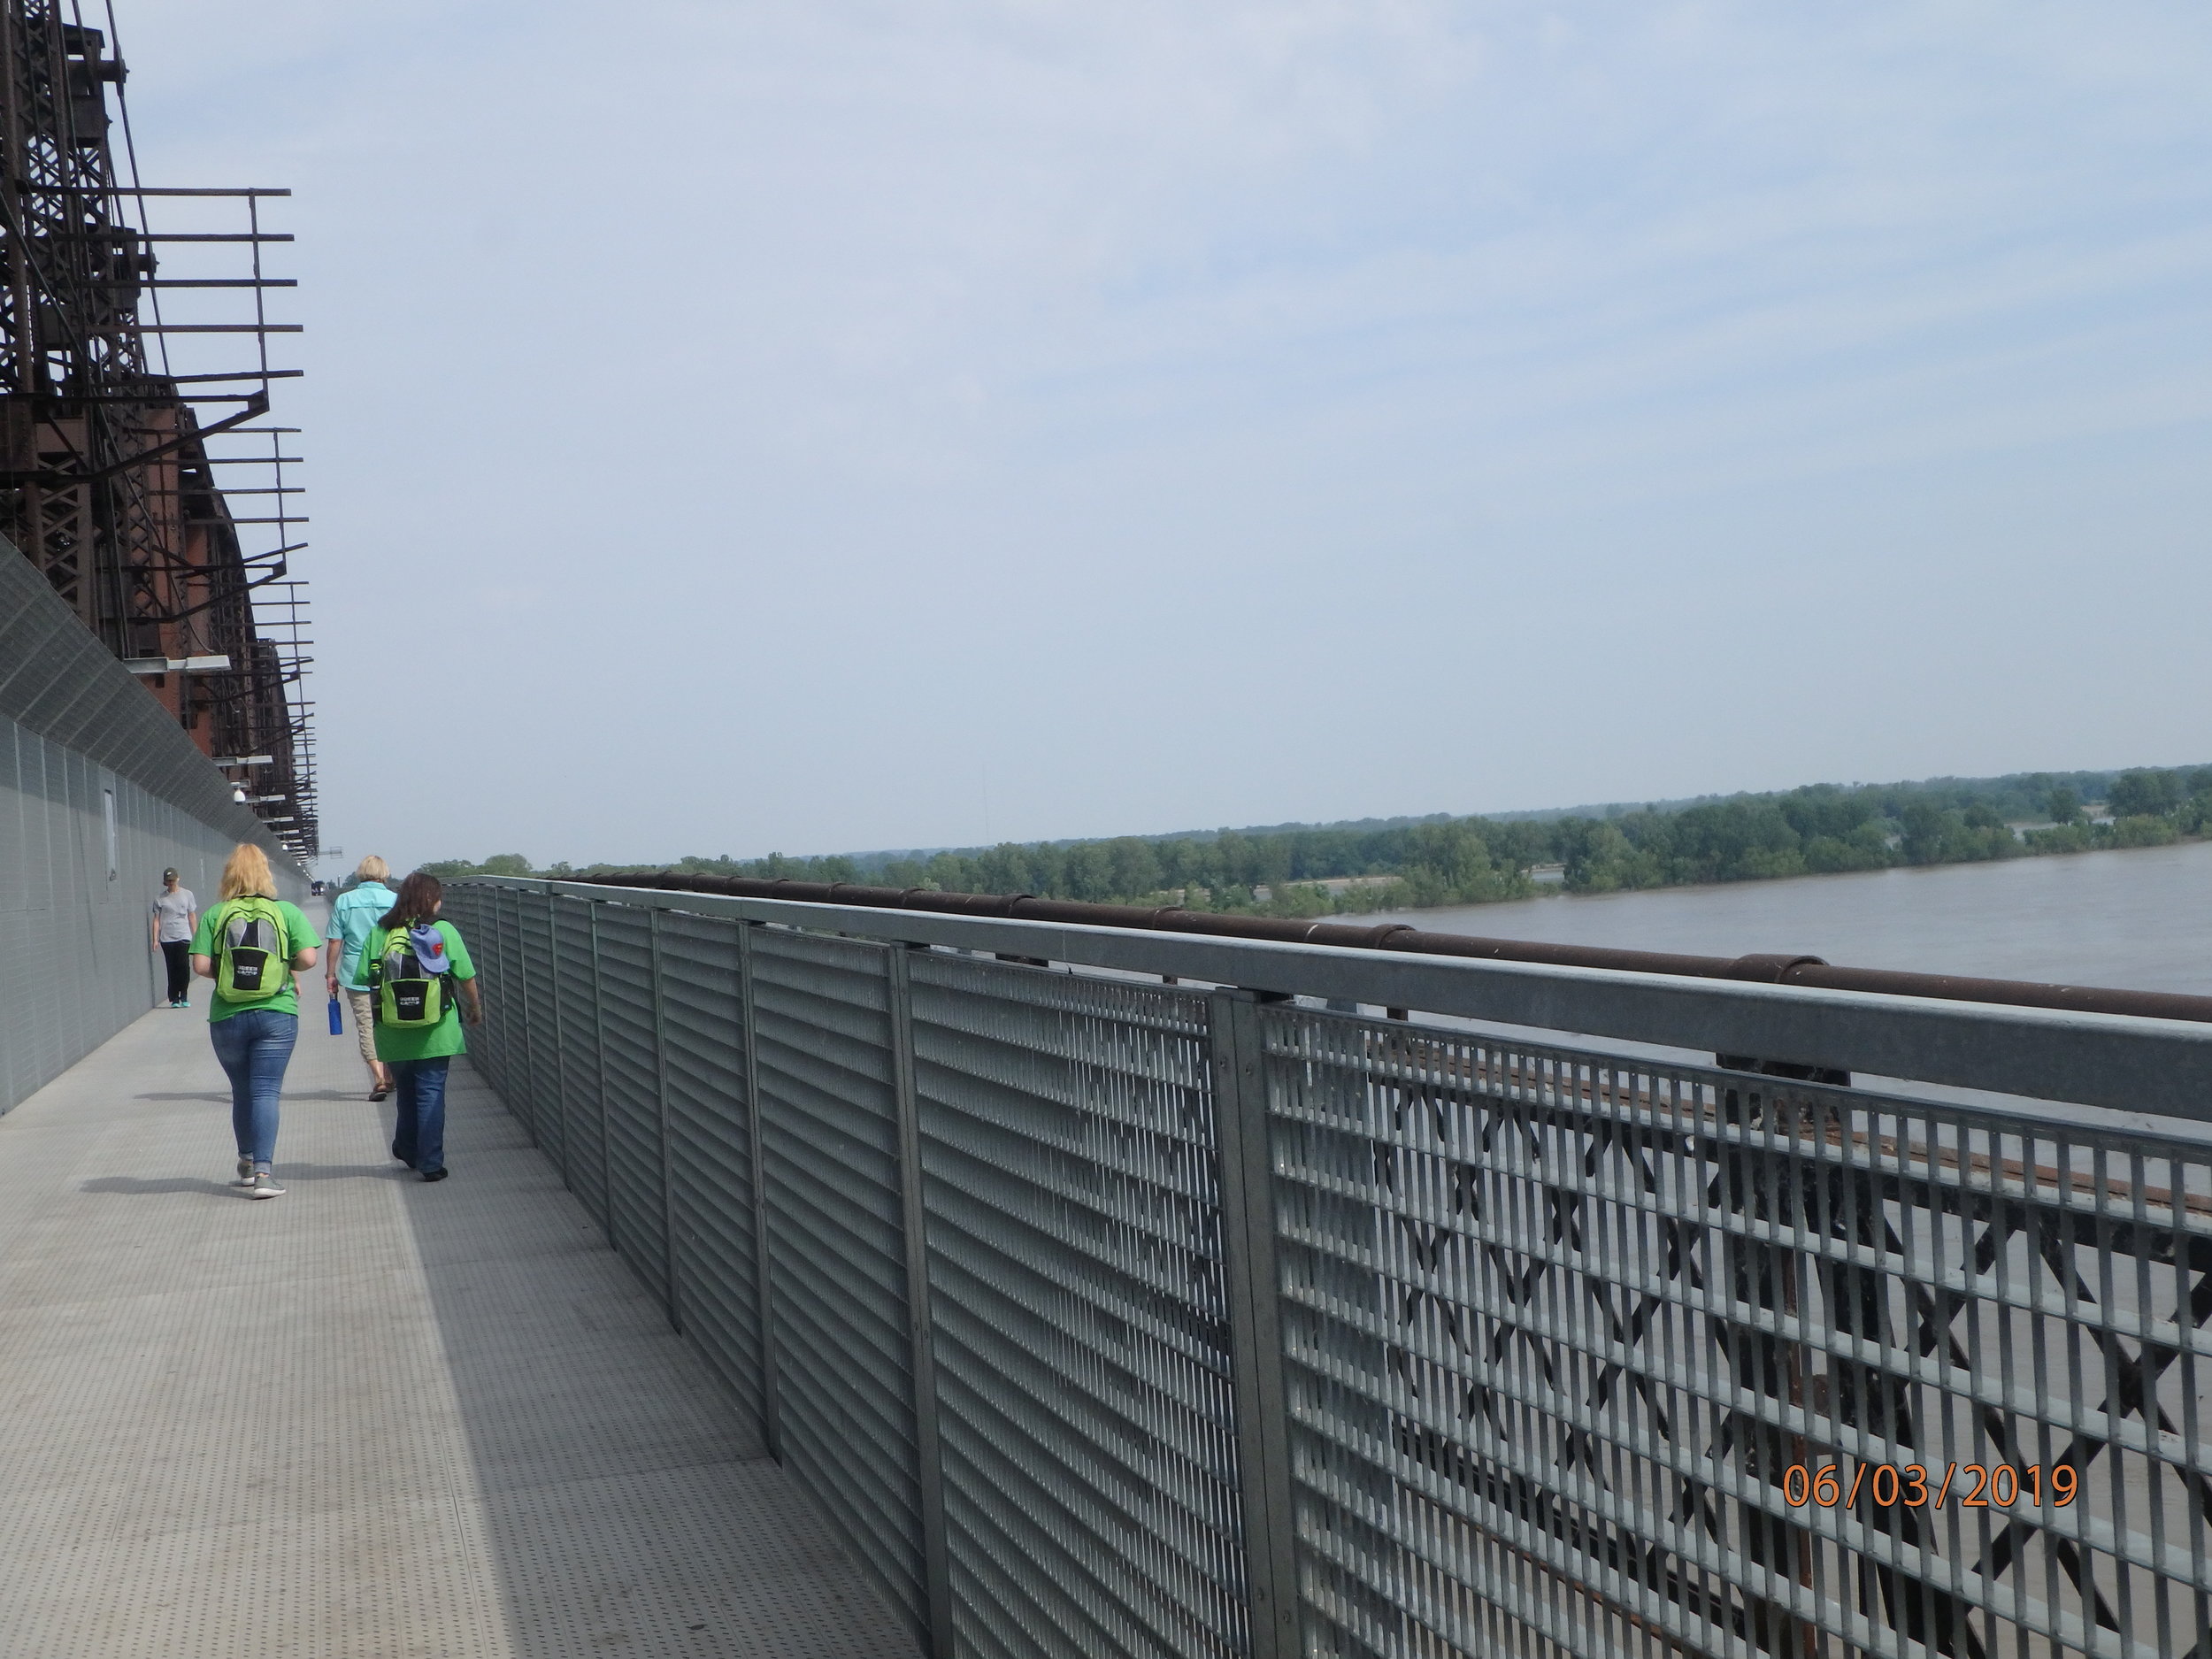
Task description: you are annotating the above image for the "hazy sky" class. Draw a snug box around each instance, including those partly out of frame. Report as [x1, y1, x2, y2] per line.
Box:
[118, 3, 2212, 874]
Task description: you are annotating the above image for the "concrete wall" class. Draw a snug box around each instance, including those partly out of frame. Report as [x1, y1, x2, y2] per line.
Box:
[1, 545, 305, 1114]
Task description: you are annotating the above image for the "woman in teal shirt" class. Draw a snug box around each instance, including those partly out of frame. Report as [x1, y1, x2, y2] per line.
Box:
[325, 855, 399, 1100]
[189, 844, 319, 1199]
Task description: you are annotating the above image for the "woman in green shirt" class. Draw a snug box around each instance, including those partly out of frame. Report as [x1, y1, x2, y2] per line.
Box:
[189, 844, 319, 1199]
[368, 872, 482, 1181]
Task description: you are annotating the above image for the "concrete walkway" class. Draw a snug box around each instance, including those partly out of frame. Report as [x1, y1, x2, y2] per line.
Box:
[0, 982, 914, 1658]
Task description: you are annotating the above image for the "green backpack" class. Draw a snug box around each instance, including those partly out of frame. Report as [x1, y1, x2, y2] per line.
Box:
[371, 927, 456, 1029]
[214, 896, 291, 1002]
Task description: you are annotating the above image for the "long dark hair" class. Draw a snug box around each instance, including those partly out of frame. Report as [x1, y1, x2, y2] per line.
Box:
[378, 871, 444, 930]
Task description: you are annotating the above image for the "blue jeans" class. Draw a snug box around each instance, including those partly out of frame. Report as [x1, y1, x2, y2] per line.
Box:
[209, 1009, 297, 1171]
[389, 1057, 450, 1174]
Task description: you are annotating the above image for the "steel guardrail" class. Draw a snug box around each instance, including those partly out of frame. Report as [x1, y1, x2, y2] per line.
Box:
[594, 869, 2212, 1027]
[445, 875, 2212, 1659]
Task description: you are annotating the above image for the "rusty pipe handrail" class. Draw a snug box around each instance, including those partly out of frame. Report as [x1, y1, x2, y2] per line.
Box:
[588, 870, 2212, 1026]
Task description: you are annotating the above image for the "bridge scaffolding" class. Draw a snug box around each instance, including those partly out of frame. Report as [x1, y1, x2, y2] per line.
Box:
[0, 3, 314, 857]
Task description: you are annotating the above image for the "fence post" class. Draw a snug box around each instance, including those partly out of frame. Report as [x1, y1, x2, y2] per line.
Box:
[588, 897, 616, 1244]
[734, 919, 782, 1461]
[1208, 988, 1301, 1659]
[648, 905, 682, 1330]
[887, 945, 955, 1659]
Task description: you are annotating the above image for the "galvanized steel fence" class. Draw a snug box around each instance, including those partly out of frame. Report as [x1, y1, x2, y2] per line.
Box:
[1, 543, 302, 1114]
[445, 878, 2212, 1659]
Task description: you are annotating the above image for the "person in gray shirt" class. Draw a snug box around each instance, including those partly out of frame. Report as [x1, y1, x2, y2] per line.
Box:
[151, 869, 199, 1008]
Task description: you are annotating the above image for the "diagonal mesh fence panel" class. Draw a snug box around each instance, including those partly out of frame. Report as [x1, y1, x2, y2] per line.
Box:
[1264, 1008, 2212, 1659]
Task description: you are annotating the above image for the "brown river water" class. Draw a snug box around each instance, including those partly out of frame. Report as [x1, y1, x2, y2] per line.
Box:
[1341, 837, 2212, 996]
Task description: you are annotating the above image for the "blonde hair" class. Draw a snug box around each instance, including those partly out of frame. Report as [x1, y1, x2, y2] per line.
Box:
[219, 843, 278, 902]
[355, 855, 391, 883]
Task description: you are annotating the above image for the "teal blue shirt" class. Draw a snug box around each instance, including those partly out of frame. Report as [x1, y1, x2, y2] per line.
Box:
[326, 881, 397, 990]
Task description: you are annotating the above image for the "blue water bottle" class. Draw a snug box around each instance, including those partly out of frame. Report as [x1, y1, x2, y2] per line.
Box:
[328, 992, 343, 1036]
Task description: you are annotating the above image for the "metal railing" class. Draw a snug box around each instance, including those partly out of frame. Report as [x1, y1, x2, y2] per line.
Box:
[445, 876, 2212, 1659]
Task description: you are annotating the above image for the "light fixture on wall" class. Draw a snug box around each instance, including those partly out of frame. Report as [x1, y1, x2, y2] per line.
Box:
[123, 655, 229, 674]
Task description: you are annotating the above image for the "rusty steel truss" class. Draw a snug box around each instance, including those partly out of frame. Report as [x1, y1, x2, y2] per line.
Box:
[0, 3, 313, 856]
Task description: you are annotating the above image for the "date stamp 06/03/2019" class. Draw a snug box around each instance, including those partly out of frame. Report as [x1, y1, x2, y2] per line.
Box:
[1780, 1463, 2078, 1510]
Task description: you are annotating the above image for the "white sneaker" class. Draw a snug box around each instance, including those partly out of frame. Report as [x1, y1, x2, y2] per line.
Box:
[233, 1155, 254, 1187]
[248, 1172, 286, 1199]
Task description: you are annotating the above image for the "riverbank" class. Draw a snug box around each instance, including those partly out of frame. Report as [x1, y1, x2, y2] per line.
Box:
[427, 764, 2212, 930]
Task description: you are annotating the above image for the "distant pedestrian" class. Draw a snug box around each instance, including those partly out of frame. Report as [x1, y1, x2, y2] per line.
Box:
[368, 872, 482, 1182]
[190, 843, 319, 1199]
[325, 856, 399, 1101]
[150, 869, 198, 1009]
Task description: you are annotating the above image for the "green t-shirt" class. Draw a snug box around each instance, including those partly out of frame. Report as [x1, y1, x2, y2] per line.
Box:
[365, 920, 477, 1062]
[190, 898, 317, 1024]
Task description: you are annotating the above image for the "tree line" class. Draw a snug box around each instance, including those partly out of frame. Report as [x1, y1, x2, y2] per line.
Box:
[419, 764, 2212, 918]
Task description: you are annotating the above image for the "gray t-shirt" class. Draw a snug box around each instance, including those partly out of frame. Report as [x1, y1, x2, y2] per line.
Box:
[152, 888, 197, 943]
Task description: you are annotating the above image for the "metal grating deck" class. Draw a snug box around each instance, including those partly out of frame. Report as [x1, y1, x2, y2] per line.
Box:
[0, 979, 916, 1658]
